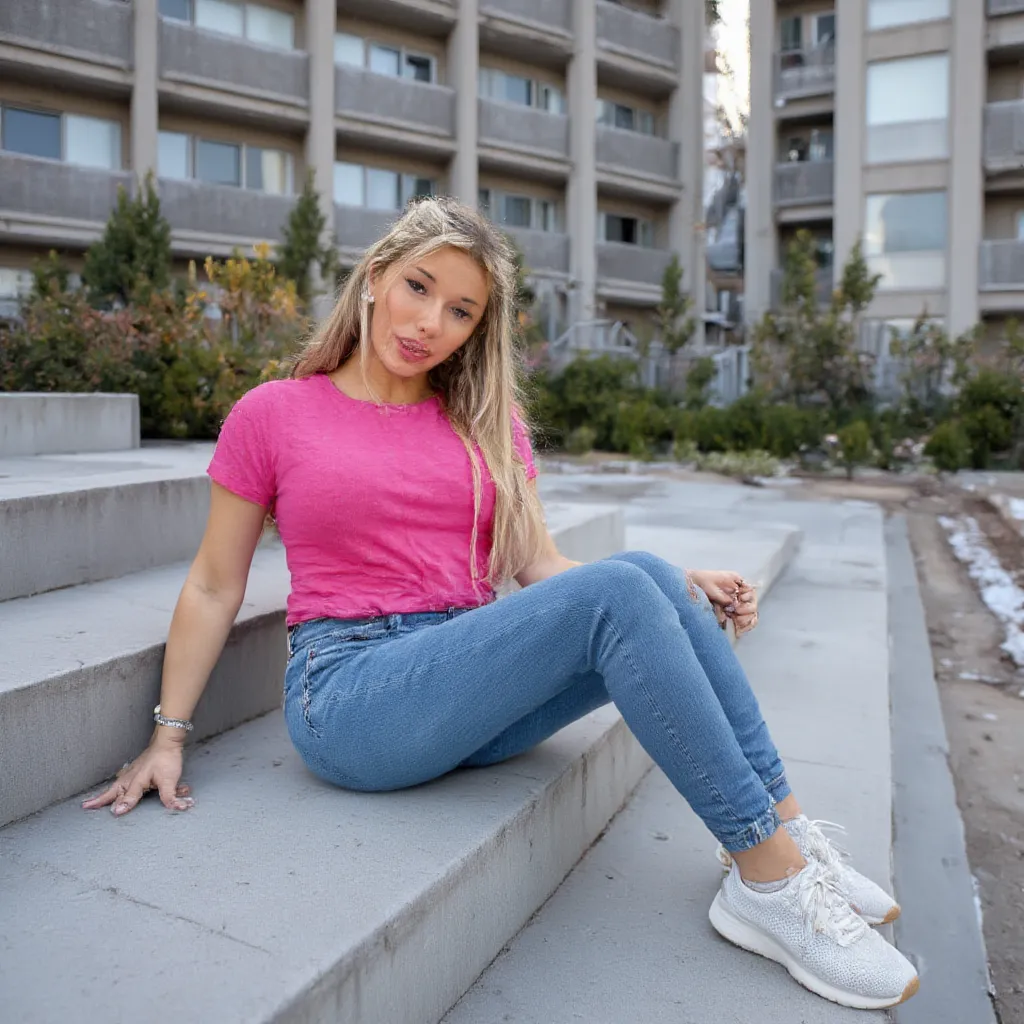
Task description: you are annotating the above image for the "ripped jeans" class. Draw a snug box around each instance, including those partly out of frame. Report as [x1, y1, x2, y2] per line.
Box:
[284, 551, 791, 853]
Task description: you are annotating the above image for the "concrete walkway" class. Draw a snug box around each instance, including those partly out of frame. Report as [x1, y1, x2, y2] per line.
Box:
[444, 502, 896, 1023]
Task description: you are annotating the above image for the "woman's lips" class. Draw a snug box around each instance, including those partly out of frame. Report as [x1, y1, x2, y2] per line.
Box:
[396, 336, 430, 363]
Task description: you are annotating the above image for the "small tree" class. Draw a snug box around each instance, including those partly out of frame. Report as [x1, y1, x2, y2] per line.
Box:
[275, 170, 340, 308]
[753, 231, 881, 416]
[82, 172, 172, 307]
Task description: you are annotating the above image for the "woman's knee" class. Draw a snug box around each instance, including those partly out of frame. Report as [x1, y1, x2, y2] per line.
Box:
[610, 551, 708, 608]
[574, 559, 674, 621]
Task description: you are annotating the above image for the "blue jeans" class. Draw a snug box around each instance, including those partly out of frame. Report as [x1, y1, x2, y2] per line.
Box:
[284, 551, 791, 853]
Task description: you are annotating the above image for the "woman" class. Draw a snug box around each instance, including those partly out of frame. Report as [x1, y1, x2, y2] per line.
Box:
[84, 197, 918, 1011]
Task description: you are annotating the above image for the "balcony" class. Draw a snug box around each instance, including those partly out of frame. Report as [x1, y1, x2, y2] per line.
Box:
[596, 1, 679, 69]
[335, 65, 454, 138]
[480, 0, 571, 31]
[507, 228, 570, 274]
[984, 101, 1024, 173]
[0, 154, 131, 229]
[980, 240, 1024, 289]
[0, 0, 131, 69]
[989, 0, 1024, 13]
[158, 18, 309, 105]
[775, 160, 834, 207]
[478, 100, 570, 159]
[774, 43, 835, 103]
[597, 243, 673, 284]
[770, 267, 834, 309]
[335, 205, 401, 252]
[159, 179, 296, 243]
[596, 126, 678, 181]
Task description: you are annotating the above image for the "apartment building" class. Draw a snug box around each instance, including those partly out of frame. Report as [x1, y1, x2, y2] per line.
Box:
[746, 1, 1024, 368]
[0, 0, 707, 341]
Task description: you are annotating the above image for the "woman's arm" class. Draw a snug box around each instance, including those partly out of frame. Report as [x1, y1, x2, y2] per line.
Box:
[514, 481, 581, 588]
[82, 483, 268, 816]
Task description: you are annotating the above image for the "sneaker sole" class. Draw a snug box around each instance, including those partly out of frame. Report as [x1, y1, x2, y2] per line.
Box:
[708, 892, 920, 1010]
[715, 847, 902, 926]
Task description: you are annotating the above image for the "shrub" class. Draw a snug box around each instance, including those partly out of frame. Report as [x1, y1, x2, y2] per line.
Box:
[564, 425, 597, 456]
[611, 397, 672, 459]
[837, 420, 873, 479]
[697, 449, 781, 478]
[925, 421, 971, 472]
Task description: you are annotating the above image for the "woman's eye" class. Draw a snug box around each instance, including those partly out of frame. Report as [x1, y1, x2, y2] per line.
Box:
[452, 307, 471, 321]
[406, 278, 426, 294]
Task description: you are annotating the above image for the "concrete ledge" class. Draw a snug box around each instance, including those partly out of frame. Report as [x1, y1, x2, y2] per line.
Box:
[0, 518, 801, 1024]
[0, 505, 624, 827]
[0, 392, 139, 456]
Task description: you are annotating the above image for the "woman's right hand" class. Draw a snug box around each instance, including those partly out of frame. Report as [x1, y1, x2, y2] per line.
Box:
[82, 738, 194, 817]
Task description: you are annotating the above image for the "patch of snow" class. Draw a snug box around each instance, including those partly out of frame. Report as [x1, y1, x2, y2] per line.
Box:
[939, 515, 1024, 667]
[958, 671, 1002, 685]
[1009, 497, 1024, 523]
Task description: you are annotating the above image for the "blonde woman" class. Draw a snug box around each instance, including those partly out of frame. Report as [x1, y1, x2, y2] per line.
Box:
[85, 197, 917, 1011]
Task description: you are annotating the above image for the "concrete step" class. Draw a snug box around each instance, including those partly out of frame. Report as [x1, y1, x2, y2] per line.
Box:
[0, 521, 802, 1024]
[0, 504, 624, 828]
[0, 442, 215, 601]
[0, 392, 139, 457]
[444, 509, 894, 1024]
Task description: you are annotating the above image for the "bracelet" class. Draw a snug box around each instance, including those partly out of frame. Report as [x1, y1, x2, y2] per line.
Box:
[153, 704, 194, 732]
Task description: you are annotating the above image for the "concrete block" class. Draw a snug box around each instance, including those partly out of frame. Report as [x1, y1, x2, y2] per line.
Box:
[0, 443, 214, 600]
[0, 517, 801, 1024]
[0, 505, 625, 826]
[0, 392, 139, 456]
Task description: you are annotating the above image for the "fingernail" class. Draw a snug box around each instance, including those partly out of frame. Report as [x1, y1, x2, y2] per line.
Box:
[725, 604, 735, 613]
[113, 803, 128, 815]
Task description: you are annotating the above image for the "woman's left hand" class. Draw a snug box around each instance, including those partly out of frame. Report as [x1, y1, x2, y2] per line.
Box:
[689, 570, 759, 637]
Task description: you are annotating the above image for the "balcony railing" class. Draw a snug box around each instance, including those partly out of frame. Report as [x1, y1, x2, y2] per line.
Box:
[984, 101, 1024, 171]
[597, 243, 673, 284]
[988, 0, 1024, 14]
[596, 126, 678, 181]
[507, 228, 570, 273]
[158, 18, 309, 103]
[335, 205, 401, 251]
[0, 153, 131, 225]
[596, 0, 679, 68]
[481, 0, 571, 31]
[980, 240, 1024, 289]
[335, 65, 454, 136]
[775, 160, 835, 206]
[770, 267, 834, 309]
[478, 100, 570, 157]
[774, 43, 835, 102]
[0, 0, 131, 68]
[159, 179, 295, 242]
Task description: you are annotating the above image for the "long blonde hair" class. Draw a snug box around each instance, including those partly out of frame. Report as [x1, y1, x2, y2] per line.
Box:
[291, 196, 546, 588]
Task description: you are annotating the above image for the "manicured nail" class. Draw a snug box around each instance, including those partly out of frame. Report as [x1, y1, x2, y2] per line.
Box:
[112, 803, 128, 815]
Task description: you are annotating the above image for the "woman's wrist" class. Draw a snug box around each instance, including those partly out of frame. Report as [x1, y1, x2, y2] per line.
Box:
[151, 724, 188, 749]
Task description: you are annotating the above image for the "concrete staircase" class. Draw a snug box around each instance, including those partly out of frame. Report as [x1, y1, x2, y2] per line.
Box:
[0, 399, 806, 1023]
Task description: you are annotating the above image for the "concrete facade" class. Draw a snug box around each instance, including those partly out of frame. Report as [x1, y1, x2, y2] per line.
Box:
[747, 0, 1024, 340]
[0, 0, 708, 330]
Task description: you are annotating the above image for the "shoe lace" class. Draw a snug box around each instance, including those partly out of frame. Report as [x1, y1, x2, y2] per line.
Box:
[801, 819, 851, 872]
[795, 862, 869, 948]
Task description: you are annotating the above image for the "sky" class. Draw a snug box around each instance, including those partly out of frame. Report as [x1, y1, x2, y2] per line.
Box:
[713, 0, 750, 132]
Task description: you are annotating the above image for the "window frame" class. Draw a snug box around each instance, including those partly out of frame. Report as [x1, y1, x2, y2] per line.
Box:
[867, 0, 951, 32]
[336, 33, 437, 83]
[175, 0, 296, 50]
[0, 103, 122, 170]
[479, 188, 561, 232]
[479, 67, 563, 112]
[335, 160, 436, 210]
[863, 189, 948, 290]
[159, 130, 293, 192]
[599, 211, 656, 248]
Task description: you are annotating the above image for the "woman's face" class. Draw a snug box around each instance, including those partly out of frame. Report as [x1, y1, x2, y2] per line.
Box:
[368, 246, 490, 379]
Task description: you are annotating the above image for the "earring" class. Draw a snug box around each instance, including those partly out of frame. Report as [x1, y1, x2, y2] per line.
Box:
[361, 288, 374, 304]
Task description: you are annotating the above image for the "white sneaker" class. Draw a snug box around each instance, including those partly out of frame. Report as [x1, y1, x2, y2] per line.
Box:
[716, 816, 900, 926]
[709, 861, 920, 1010]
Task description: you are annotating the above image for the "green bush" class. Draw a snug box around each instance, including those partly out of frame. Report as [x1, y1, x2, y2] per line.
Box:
[925, 421, 971, 472]
[564, 424, 597, 456]
[837, 420, 873, 479]
[697, 449, 781, 478]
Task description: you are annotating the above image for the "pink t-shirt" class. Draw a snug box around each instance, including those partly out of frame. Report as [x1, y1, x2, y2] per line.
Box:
[207, 373, 537, 626]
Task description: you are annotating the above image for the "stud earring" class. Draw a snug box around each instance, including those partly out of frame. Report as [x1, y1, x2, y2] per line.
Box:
[361, 288, 374, 304]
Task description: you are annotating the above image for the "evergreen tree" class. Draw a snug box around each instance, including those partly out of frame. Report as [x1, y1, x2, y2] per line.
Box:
[276, 170, 339, 307]
[82, 172, 172, 307]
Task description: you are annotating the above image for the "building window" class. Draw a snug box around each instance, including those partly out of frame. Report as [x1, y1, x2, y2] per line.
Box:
[599, 212, 655, 247]
[866, 54, 948, 164]
[479, 189, 560, 232]
[334, 161, 435, 209]
[163, 0, 295, 50]
[334, 34, 437, 83]
[779, 15, 802, 52]
[597, 99, 656, 135]
[868, 0, 950, 30]
[1016, 211, 1024, 241]
[478, 68, 565, 113]
[782, 128, 833, 163]
[864, 191, 947, 290]
[159, 130, 292, 192]
[0, 105, 121, 169]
